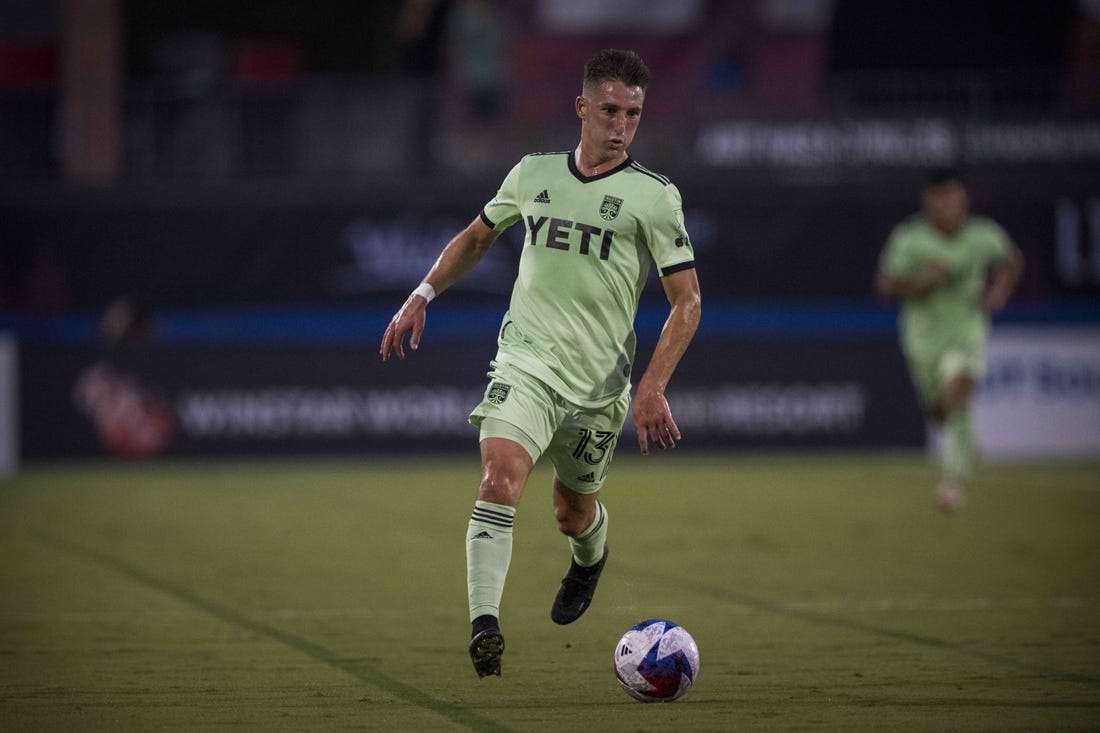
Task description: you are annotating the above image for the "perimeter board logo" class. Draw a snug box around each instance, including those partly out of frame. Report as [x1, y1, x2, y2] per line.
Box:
[487, 382, 512, 405]
[599, 195, 623, 221]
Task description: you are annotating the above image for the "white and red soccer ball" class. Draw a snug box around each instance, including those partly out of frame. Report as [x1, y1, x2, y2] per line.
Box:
[613, 619, 700, 702]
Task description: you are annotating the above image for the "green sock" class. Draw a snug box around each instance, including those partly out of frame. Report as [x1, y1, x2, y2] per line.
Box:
[569, 501, 608, 567]
[943, 406, 973, 484]
[466, 500, 515, 622]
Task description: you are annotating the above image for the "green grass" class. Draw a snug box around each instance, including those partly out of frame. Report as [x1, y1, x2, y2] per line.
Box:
[1, 452, 1098, 731]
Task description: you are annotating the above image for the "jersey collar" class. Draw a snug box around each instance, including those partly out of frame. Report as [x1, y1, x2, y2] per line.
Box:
[567, 153, 633, 183]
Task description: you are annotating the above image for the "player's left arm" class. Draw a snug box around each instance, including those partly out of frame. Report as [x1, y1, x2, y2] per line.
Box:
[982, 245, 1025, 313]
[633, 267, 701, 456]
[380, 216, 500, 361]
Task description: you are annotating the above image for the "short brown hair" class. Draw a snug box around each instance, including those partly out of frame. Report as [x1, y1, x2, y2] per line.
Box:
[583, 49, 650, 91]
[924, 167, 965, 189]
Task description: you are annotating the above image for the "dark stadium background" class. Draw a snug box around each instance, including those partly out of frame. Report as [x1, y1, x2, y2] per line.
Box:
[1, 5, 1099, 730]
[1, 0, 1097, 462]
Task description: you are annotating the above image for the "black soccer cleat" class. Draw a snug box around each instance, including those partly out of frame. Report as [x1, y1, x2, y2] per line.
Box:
[551, 546, 608, 625]
[469, 628, 505, 678]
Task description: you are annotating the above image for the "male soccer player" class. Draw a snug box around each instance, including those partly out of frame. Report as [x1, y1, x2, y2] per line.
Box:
[380, 49, 701, 678]
[876, 169, 1023, 511]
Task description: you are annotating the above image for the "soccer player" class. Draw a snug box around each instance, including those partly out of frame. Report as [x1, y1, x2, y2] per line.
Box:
[876, 169, 1023, 512]
[380, 49, 701, 678]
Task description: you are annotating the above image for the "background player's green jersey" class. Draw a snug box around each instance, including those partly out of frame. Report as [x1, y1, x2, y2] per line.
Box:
[880, 214, 1012, 356]
[480, 152, 695, 408]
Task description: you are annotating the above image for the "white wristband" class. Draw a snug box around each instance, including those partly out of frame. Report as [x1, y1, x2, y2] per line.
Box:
[412, 282, 436, 303]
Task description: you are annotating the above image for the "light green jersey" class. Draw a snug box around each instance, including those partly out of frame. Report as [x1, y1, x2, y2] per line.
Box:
[480, 152, 695, 408]
[879, 214, 1012, 355]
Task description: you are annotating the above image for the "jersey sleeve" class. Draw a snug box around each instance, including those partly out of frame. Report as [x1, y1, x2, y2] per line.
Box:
[983, 219, 1014, 265]
[879, 225, 915, 277]
[480, 160, 523, 232]
[642, 183, 695, 277]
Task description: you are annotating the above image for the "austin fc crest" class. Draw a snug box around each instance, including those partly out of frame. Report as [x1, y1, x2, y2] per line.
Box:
[599, 195, 623, 221]
[487, 382, 511, 405]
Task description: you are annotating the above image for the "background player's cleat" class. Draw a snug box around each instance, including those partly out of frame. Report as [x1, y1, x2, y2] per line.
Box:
[551, 546, 608, 625]
[469, 628, 505, 678]
[935, 480, 966, 513]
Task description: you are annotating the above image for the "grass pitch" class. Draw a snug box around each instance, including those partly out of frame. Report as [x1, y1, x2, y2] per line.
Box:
[1, 452, 1098, 731]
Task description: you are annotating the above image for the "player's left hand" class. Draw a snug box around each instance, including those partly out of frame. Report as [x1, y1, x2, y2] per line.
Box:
[633, 387, 681, 456]
[380, 294, 428, 361]
[981, 287, 1009, 313]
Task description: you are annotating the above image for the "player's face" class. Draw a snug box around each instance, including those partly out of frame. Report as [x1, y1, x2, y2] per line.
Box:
[576, 80, 645, 163]
[922, 181, 969, 236]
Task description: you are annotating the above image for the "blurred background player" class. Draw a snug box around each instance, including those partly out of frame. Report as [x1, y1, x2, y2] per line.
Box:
[876, 169, 1023, 511]
[380, 49, 701, 678]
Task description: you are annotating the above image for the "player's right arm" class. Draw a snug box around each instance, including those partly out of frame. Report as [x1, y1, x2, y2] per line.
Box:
[380, 216, 500, 361]
[985, 242, 1025, 310]
[875, 260, 950, 301]
[633, 267, 701, 455]
[874, 225, 950, 302]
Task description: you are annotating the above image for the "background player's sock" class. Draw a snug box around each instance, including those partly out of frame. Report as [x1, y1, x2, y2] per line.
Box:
[568, 501, 608, 567]
[466, 500, 515, 621]
[942, 406, 973, 484]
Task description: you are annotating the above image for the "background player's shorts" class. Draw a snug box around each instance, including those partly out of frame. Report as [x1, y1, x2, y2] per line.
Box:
[469, 363, 629, 494]
[904, 339, 988, 410]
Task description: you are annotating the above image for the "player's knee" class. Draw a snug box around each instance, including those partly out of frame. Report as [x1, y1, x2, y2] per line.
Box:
[477, 471, 523, 506]
[944, 374, 977, 408]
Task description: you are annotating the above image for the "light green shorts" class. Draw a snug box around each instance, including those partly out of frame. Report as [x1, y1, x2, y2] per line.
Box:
[469, 363, 630, 494]
[904, 341, 988, 410]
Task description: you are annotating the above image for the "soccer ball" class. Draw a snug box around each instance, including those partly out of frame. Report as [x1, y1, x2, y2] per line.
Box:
[613, 619, 700, 702]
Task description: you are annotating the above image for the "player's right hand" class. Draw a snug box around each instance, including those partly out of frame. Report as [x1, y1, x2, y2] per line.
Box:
[380, 294, 428, 361]
[917, 260, 951, 293]
[632, 387, 681, 456]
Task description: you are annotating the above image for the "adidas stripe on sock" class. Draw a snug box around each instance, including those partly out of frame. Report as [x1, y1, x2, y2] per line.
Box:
[470, 502, 515, 531]
[467, 500, 515, 621]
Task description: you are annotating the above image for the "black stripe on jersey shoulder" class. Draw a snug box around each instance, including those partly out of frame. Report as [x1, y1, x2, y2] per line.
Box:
[525, 150, 571, 158]
[659, 260, 695, 277]
[628, 161, 671, 186]
[479, 210, 496, 229]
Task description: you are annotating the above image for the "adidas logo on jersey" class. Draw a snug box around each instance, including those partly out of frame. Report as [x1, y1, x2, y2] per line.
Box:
[576, 472, 595, 483]
[534, 189, 551, 203]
